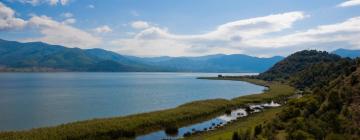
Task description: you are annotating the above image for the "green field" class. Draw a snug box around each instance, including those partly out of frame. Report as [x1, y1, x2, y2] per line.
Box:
[199, 77, 295, 105]
[0, 77, 294, 140]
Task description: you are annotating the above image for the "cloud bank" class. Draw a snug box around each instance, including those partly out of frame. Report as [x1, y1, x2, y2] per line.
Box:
[131, 21, 150, 29]
[111, 11, 360, 57]
[2, 1, 360, 57]
[1, 2, 101, 48]
[93, 25, 112, 33]
[0, 2, 27, 30]
[112, 12, 307, 56]
[337, 0, 360, 7]
[12, 0, 70, 6]
[25, 15, 101, 48]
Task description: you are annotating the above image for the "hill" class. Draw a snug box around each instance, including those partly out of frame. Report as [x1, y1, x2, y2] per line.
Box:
[258, 50, 343, 82]
[129, 54, 283, 73]
[0, 39, 157, 72]
[252, 50, 360, 139]
[333, 48, 360, 58]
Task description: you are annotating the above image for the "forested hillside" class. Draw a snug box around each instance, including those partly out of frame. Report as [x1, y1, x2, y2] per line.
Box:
[253, 50, 360, 139]
[0, 39, 162, 72]
[258, 50, 342, 81]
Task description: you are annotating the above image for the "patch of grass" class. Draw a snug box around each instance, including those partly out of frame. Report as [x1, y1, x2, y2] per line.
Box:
[0, 77, 294, 140]
[199, 77, 294, 105]
[184, 107, 283, 140]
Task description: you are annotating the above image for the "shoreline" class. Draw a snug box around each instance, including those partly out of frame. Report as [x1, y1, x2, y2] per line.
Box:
[0, 77, 295, 140]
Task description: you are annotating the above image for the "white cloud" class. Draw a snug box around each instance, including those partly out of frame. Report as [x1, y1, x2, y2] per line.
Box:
[15, 0, 39, 5]
[0, 2, 27, 30]
[87, 4, 95, 8]
[0, 2, 99, 48]
[130, 10, 139, 17]
[62, 18, 76, 24]
[112, 11, 360, 57]
[131, 21, 150, 29]
[337, 0, 360, 7]
[112, 12, 306, 56]
[60, 12, 75, 24]
[93, 25, 112, 33]
[25, 15, 101, 48]
[48, 0, 69, 5]
[12, 0, 70, 6]
[246, 17, 360, 48]
[61, 12, 73, 18]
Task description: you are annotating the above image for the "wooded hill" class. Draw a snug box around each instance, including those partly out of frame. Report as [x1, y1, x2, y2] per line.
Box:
[253, 50, 360, 140]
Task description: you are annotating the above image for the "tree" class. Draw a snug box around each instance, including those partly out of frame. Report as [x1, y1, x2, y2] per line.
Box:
[232, 131, 240, 140]
[254, 124, 262, 136]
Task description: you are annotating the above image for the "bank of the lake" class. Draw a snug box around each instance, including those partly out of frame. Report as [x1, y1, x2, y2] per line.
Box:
[0, 77, 295, 140]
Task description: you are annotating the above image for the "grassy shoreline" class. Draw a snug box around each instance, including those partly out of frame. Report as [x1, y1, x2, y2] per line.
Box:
[0, 77, 294, 140]
[185, 107, 284, 140]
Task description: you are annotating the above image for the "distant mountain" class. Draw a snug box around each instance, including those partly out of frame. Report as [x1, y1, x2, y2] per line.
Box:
[0, 39, 283, 72]
[127, 54, 283, 73]
[0, 39, 159, 72]
[332, 48, 360, 58]
[84, 49, 166, 71]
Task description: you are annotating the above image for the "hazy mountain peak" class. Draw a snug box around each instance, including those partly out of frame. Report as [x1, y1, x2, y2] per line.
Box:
[332, 48, 360, 58]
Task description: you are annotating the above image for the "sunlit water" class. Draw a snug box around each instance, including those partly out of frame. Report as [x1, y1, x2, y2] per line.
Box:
[0, 72, 265, 131]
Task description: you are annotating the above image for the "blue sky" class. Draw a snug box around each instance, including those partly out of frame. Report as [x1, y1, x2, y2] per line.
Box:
[1, 0, 360, 57]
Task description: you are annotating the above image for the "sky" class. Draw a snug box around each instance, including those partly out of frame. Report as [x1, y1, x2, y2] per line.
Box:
[0, 0, 360, 57]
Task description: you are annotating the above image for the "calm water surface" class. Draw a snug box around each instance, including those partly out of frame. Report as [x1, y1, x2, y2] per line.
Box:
[0, 72, 264, 131]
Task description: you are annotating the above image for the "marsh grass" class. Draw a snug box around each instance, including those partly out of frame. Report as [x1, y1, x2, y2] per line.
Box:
[184, 107, 283, 140]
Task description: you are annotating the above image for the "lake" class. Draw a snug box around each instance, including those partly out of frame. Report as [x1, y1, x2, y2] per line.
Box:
[0, 72, 265, 131]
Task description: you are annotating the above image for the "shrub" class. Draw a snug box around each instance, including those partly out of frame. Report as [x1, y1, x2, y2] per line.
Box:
[225, 109, 232, 115]
[245, 106, 252, 114]
[183, 132, 191, 137]
[254, 124, 262, 136]
[232, 131, 240, 140]
[164, 125, 179, 136]
[288, 130, 313, 140]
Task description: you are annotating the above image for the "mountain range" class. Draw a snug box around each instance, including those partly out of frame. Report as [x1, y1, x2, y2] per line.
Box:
[332, 48, 360, 58]
[0, 39, 284, 72]
[1, 39, 359, 72]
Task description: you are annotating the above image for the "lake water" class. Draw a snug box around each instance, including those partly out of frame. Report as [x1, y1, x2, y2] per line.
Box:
[0, 72, 265, 131]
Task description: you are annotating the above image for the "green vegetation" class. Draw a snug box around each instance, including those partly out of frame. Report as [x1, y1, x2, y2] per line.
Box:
[258, 67, 360, 139]
[0, 78, 294, 140]
[0, 99, 232, 140]
[258, 50, 342, 82]
[191, 50, 360, 140]
[255, 50, 360, 139]
[199, 77, 294, 105]
[185, 107, 283, 140]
